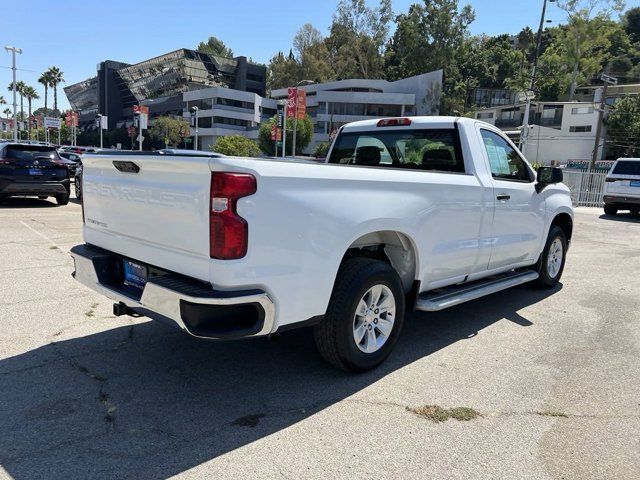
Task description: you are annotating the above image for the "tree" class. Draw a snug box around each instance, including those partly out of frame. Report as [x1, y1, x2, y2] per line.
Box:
[22, 86, 39, 139]
[326, 0, 393, 79]
[606, 94, 640, 156]
[46, 67, 64, 113]
[554, 0, 625, 99]
[211, 135, 261, 157]
[384, 0, 475, 113]
[148, 116, 191, 147]
[267, 50, 300, 91]
[624, 7, 640, 42]
[38, 71, 52, 117]
[197, 36, 233, 57]
[258, 115, 313, 156]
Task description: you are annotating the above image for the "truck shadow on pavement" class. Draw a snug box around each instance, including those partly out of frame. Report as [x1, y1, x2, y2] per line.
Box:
[0, 284, 560, 479]
[599, 213, 640, 223]
[0, 197, 59, 208]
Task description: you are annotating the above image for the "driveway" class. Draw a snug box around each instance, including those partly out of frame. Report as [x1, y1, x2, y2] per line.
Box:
[1, 199, 639, 479]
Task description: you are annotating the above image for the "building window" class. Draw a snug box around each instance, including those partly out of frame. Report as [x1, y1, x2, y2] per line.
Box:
[571, 107, 594, 115]
[212, 116, 250, 127]
[569, 125, 592, 133]
[477, 112, 494, 119]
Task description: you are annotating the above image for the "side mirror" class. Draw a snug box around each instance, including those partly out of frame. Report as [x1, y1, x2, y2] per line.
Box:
[536, 166, 563, 192]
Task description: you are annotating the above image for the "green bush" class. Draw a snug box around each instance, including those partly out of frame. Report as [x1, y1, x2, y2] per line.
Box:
[313, 142, 329, 158]
[211, 135, 261, 157]
[258, 115, 313, 156]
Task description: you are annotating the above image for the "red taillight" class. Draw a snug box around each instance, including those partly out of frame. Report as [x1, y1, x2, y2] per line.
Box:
[377, 117, 412, 127]
[210, 172, 257, 260]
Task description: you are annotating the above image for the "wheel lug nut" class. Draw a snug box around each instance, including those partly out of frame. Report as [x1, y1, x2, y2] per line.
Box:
[374, 319, 378, 324]
[374, 309, 379, 314]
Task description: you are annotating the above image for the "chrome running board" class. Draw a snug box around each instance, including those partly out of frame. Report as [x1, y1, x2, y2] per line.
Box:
[415, 270, 539, 312]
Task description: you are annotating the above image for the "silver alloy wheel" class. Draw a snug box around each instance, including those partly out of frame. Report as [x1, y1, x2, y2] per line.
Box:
[353, 284, 396, 354]
[547, 237, 563, 278]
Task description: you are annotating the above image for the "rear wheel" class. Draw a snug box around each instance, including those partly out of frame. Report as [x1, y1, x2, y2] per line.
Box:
[314, 257, 405, 372]
[630, 209, 639, 216]
[55, 194, 69, 206]
[533, 226, 567, 289]
[604, 204, 618, 215]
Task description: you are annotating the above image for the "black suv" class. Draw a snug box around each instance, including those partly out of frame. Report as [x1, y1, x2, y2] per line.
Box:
[0, 143, 71, 205]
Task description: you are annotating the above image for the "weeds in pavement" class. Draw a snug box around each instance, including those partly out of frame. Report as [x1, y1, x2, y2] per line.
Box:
[408, 405, 481, 423]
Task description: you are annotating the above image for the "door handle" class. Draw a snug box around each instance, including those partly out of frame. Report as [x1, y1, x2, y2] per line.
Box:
[496, 194, 511, 201]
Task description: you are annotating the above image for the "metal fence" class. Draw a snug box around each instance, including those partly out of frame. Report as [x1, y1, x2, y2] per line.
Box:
[562, 170, 608, 207]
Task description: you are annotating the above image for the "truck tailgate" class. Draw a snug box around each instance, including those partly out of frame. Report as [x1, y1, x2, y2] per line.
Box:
[81, 153, 212, 280]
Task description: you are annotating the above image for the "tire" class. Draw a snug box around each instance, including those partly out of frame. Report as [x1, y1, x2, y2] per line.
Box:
[314, 257, 405, 372]
[630, 209, 639, 216]
[604, 204, 618, 215]
[532, 226, 567, 289]
[56, 194, 70, 206]
[75, 177, 81, 200]
[38, 195, 48, 200]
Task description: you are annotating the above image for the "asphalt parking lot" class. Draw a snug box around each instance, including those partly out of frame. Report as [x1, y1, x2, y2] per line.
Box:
[0, 196, 639, 480]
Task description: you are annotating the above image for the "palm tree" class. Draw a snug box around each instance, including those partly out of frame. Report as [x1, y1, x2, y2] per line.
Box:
[22, 86, 39, 139]
[38, 72, 52, 116]
[46, 67, 64, 113]
[2, 108, 11, 140]
[8, 81, 26, 137]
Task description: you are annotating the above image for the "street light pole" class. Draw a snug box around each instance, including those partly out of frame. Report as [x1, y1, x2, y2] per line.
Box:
[4, 46, 22, 142]
[291, 80, 314, 157]
[521, 0, 554, 152]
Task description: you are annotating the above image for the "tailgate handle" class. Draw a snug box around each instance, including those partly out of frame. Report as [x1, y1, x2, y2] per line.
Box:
[113, 160, 140, 173]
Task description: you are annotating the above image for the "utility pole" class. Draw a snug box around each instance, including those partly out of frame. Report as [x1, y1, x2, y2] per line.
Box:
[521, 0, 554, 152]
[591, 71, 618, 170]
[4, 46, 22, 142]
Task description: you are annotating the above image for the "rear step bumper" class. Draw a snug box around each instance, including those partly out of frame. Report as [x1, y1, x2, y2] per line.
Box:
[70, 244, 275, 340]
[415, 270, 539, 312]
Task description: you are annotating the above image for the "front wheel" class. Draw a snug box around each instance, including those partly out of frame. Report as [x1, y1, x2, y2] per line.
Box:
[56, 194, 69, 206]
[533, 226, 567, 289]
[314, 257, 405, 372]
[75, 177, 82, 200]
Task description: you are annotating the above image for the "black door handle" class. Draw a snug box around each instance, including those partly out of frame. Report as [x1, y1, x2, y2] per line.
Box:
[496, 194, 511, 201]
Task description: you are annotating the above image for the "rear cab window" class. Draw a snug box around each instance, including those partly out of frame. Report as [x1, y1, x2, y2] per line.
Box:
[327, 128, 465, 173]
[612, 160, 640, 176]
[4, 145, 61, 163]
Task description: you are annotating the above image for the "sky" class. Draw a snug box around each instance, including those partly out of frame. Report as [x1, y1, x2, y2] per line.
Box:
[2, 0, 639, 113]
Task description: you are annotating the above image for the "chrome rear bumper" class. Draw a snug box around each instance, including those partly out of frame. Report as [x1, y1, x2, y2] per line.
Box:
[70, 244, 275, 340]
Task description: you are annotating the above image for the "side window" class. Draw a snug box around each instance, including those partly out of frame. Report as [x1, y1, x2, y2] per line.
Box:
[480, 130, 532, 182]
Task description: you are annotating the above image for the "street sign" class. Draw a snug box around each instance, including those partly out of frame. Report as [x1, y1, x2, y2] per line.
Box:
[100, 115, 108, 130]
[44, 117, 61, 129]
[139, 113, 148, 130]
[600, 73, 618, 85]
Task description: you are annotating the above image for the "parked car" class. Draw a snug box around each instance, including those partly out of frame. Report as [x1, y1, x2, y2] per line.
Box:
[57, 151, 82, 177]
[75, 163, 83, 200]
[603, 158, 640, 215]
[0, 142, 70, 205]
[70, 116, 573, 371]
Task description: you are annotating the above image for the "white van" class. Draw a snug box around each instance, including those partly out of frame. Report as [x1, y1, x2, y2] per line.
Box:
[603, 158, 640, 215]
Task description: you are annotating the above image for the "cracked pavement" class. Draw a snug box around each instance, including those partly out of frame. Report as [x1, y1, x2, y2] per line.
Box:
[0, 196, 639, 479]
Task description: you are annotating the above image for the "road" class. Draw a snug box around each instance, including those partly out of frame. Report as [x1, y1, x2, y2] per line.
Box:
[0, 197, 639, 480]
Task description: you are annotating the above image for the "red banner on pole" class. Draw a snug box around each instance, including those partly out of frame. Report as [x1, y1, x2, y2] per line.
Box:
[286, 87, 297, 118]
[270, 123, 278, 141]
[296, 89, 306, 120]
[133, 105, 149, 115]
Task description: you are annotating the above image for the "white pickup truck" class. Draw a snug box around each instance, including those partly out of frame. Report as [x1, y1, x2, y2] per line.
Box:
[71, 117, 573, 372]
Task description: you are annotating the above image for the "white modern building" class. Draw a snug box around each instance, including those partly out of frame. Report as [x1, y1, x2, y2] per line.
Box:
[181, 87, 278, 150]
[475, 101, 602, 165]
[271, 71, 443, 151]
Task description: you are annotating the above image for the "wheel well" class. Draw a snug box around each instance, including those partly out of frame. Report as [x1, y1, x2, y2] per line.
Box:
[342, 231, 417, 293]
[551, 213, 573, 243]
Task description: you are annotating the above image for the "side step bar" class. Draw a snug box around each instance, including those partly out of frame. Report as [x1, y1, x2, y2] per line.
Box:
[415, 270, 539, 312]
